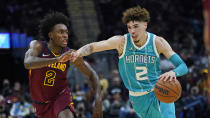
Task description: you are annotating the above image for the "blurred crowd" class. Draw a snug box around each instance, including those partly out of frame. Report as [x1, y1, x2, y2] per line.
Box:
[0, 0, 68, 35]
[0, 0, 209, 118]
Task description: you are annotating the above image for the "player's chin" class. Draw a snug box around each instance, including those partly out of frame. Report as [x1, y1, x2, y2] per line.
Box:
[133, 37, 140, 42]
[133, 39, 139, 43]
[61, 43, 68, 47]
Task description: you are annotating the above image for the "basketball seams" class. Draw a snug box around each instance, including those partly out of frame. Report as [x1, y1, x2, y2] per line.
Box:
[156, 82, 179, 96]
[156, 81, 179, 97]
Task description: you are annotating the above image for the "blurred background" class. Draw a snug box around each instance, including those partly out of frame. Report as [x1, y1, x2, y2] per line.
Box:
[0, 0, 209, 118]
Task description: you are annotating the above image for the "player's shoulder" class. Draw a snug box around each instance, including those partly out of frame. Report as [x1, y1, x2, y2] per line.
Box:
[154, 36, 171, 53]
[29, 40, 43, 52]
[29, 40, 42, 47]
[154, 36, 167, 46]
[155, 36, 165, 42]
[110, 35, 125, 41]
[154, 35, 174, 55]
[113, 35, 126, 55]
[107, 35, 125, 47]
[119, 35, 126, 44]
[114, 35, 126, 46]
[115, 35, 126, 43]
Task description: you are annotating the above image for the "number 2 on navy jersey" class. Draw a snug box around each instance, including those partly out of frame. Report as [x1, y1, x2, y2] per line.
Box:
[136, 66, 148, 80]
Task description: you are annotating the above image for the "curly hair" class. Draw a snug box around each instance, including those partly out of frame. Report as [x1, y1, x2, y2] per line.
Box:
[122, 6, 150, 24]
[38, 11, 69, 41]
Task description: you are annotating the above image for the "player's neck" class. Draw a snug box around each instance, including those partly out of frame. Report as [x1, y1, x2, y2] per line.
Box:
[47, 42, 62, 55]
[134, 32, 148, 47]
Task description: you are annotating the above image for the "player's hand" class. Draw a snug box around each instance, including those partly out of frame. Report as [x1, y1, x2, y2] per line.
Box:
[57, 50, 71, 62]
[92, 93, 103, 118]
[69, 51, 80, 62]
[159, 70, 176, 81]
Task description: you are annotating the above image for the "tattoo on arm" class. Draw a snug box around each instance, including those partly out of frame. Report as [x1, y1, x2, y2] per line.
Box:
[78, 44, 93, 57]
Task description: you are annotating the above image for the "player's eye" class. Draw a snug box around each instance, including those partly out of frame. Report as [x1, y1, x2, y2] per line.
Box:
[57, 31, 62, 34]
[134, 25, 138, 28]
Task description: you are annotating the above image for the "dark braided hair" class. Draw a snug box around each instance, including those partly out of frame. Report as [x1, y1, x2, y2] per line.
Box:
[38, 11, 69, 41]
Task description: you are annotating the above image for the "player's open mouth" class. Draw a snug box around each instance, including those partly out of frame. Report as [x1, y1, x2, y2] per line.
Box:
[62, 40, 67, 45]
[132, 36, 137, 40]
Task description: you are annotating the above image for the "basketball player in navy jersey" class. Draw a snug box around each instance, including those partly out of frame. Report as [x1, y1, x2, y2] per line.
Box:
[70, 6, 188, 118]
[24, 12, 102, 118]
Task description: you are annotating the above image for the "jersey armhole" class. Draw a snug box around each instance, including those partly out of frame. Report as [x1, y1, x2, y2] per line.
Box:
[119, 34, 128, 59]
[153, 35, 160, 57]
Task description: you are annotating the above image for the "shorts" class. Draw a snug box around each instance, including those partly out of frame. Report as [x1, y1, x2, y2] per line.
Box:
[129, 91, 175, 118]
[32, 87, 76, 118]
[160, 102, 175, 118]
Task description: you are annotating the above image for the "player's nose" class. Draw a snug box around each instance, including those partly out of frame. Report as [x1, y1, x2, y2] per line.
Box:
[63, 32, 68, 38]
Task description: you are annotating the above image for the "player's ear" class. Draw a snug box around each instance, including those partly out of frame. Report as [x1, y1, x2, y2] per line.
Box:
[144, 22, 148, 29]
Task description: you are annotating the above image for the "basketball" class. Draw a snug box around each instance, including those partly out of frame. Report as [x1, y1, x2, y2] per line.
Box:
[154, 79, 182, 103]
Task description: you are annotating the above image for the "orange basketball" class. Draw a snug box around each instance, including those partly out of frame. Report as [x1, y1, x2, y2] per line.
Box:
[154, 79, 182, 103]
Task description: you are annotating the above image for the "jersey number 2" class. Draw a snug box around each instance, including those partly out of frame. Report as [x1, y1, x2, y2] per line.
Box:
[44, 70, 56, 86]
[136, 66, 148, 80]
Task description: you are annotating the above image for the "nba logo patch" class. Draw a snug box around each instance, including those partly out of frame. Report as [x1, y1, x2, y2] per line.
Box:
[147, 46, 153, 52]
[129, 47, 134, 51]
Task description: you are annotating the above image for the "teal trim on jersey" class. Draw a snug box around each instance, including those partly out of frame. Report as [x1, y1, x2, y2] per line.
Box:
[169, 54, 188, 77]
[118, 32, 161, 92]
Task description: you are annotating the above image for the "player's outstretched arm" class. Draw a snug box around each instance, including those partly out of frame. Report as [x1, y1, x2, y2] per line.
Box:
[71, 55, 103, 118]
[70, 36, 124, 62]
[156, 37, 188, 81]
[24, 40, 71, 69]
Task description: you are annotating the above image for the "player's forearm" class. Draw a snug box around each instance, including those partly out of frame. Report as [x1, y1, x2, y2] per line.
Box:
[24, 56, 59, 69]
[169, 54, 188, 77]
[77, 43, 94, 57]
[89, 71, 101, 96]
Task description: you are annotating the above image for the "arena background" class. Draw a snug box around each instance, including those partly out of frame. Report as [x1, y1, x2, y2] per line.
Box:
[0, 0, 209, 118]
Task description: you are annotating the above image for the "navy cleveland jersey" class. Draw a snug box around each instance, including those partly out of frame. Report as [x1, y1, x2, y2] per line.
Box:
[29, 41, 70, 102]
